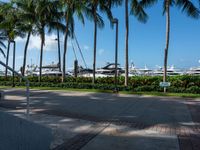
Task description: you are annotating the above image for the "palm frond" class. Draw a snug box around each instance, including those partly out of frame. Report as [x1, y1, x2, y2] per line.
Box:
[107, 0, 123, 9]
[130, 0, 148, 23]
[175, 0, 199, 18]
[140, 0, 158, 8]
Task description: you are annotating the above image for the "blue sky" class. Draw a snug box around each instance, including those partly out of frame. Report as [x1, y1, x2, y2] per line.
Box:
[0, 0, 200, 71]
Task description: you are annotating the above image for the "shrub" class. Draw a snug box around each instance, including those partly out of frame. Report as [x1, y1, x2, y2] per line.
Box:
[0, 75, 200, 94]
[186, 86, 200, 94]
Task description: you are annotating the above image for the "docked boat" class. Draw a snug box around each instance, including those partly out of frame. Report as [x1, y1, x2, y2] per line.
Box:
[96, 63, 124, 76]
[79, 63, 124, 77]
[127, 63, 153, 76]
[153, 65, 183, 76]
[76, 66, 93, 77]
[30, 63, 72, 77]
[186, 67, 200, 75]
[136, 65, 154, 76]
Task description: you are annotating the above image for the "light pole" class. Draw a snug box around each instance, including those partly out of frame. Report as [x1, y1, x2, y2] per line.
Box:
[112, 18, 119, 92]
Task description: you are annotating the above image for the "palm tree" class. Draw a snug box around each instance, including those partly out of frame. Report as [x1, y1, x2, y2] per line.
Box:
[35, 0, 65, 82]
[35, 0, 49, 82]
[162, 0, 199, 92]
[0, 2, 25, 80]
[124, 0, 129, 87]
[12, 0, 37, 76]
[61, 0, 90, 82]
[0, 2, 11, 77]
[85, 0, 114, 84]
[48, 0, 65, 73]
[123, 0, 157, 86]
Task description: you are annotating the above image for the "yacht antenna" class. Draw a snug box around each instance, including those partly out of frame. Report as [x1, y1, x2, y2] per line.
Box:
[74, 33, 88, 69]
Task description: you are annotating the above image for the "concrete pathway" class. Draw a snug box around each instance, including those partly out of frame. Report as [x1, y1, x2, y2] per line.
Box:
[0, 89, 200, 150]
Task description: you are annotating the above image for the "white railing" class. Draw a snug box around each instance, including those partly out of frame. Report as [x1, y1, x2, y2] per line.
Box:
[0, 61, 30, 118]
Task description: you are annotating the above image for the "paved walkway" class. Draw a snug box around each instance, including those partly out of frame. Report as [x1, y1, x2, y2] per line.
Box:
[0, 89, 200, 150]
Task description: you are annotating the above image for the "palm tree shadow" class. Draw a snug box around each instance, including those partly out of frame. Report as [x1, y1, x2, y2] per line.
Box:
[1, 89, 199, 129]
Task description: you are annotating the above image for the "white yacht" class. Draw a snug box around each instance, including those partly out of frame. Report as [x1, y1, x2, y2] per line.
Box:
[30, 63, 72, 77]
[128, 63, 153, 76]
[187, 67, 200, 75]
[186, 60, 200, 75]
[136, 65, 154, 76]
[153, 65, 183, 76]
[128, 62, 139, 76]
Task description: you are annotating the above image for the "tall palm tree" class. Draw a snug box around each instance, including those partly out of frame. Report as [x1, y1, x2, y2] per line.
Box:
[162, 0, 199, 92]
[48, 0, 65, 73]
[35, 0, 65, 82]
[35, 0, 49, 82]
[61, 0, 91, 82]
[85, 0, 114, 84]
[12, 0, 37, 76]
[0, 2, 12, 77]
[124, 0, 157, 86]
[125, 0, 129, 87]
[0, 2, 25, 79]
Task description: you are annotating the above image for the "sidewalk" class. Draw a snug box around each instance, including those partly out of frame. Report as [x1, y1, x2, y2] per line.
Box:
[0, 89, 200, 150]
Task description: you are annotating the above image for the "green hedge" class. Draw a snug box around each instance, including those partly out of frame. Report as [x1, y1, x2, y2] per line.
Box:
[0, 75, 200, 93]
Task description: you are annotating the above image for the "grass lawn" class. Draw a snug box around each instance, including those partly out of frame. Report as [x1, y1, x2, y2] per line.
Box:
[1, 85, 200, 99]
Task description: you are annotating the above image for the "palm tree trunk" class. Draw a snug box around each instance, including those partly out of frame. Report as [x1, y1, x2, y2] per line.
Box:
[5, 41, 10, 77]
[163, 1, 170, 93]
[92, 10, 97, 84]
[22, 31, 31, 76]
[39, 33, 44, 82]
[57, 28, 61, 72]
[125, 0, 129, 86]
[62, 18, 69, 83]
[12, 41, 16, 87]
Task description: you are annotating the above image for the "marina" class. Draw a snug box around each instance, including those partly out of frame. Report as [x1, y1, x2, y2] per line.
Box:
[1, 62, 199, 77]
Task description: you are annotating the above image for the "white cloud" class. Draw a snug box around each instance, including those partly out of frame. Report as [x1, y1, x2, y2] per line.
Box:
[28, 34, 58, 52]
[98, 49, 105, 56]
[15, 34, 74, 52]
